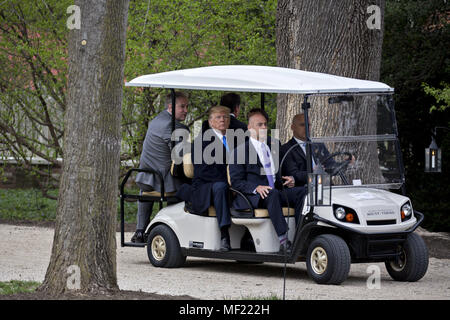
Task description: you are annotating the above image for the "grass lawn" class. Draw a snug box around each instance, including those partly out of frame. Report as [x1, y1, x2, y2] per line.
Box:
[0, 188, 159, 224]
[0, 281, 40, 295]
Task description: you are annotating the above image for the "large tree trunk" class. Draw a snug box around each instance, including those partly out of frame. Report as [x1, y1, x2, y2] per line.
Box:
[276, 0, 386, 185]
[39, 0, 129, 295]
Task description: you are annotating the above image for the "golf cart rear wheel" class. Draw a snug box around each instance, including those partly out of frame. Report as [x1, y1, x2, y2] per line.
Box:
[385, 233, 429, 282]
[147, 224, 186, 268]
[306, 234, 351, 285]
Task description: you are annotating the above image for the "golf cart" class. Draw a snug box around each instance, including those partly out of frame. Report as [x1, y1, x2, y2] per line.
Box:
[120, 65, 428, 285]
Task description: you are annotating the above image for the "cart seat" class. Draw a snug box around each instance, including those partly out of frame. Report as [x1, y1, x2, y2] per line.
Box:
[142, 191, 177, 197]
[171, 152, 194, 179]
[184, 201, 217, 217]
[232, 207, 295, 218]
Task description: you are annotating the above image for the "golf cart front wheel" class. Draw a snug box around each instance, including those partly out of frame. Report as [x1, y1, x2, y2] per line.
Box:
[385, 233, 429, 282]
[306, 234, 351, 285]
[147, 224, 186, 268]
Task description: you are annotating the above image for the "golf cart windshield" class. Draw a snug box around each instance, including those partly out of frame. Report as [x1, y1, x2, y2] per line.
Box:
[307, 94, 404, 190]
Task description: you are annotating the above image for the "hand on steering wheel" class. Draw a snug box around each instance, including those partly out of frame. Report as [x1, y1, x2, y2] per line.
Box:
[320, 151, 354, 176]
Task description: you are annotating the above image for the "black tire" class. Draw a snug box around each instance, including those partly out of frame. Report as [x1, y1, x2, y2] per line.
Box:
[385, 233, 429, 282]
[306, 234, 351, 285]
[147, 224, 186, 268]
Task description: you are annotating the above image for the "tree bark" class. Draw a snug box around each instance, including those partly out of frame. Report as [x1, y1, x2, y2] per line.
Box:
[39, 0, 129, 295]
[276, 0, 386, 185]
[276, 0, 385, 141]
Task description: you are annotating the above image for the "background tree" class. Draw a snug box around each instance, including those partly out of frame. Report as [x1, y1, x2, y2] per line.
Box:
[38, 0, 129, 295]
[381, 0, 450, 231]
[0, 0, 277, 193]
[0, 1, 69, 197]
[276, 0, 386, 184]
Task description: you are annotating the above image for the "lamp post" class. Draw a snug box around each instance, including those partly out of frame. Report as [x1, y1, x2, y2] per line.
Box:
[425, 127, 448, 173]
[307, 164, 331, 206]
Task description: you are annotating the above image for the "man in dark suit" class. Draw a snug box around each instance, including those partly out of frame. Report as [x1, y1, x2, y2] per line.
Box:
[131, 91, 189, 243]
[281, 114, 355, 186]
[180, 106, 233, 251]
[229, 109, 306, 252]
[201, 93, 247, 134]
[220, 92, 247, 131]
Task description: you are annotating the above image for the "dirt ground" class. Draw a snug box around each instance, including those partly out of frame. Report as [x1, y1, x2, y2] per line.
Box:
[0, 223, 449, 300]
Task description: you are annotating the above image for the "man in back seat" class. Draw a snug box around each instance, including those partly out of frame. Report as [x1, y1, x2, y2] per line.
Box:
[131, 91, 189, 243]
[229, 109, 307, 253]
[177, 106, 233, 251]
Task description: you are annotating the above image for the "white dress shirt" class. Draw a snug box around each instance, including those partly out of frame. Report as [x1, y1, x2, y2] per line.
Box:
[294, 137, 316, 168]
[250, 137, 276, 182]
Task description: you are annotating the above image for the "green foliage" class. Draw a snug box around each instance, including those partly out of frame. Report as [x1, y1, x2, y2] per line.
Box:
[0, 188, 58, 221]
[422, 82, 450, 113]
[122, 0, 277, 161]
[381, 0, 450, 231]
[0, 187, 161, 224]
[0, 280, 40, 295]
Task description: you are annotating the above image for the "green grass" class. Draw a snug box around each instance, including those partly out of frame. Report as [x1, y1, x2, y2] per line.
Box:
[0, 280, 40, 295]
[0, 188, 58, 221]
[0, 188, 160, 224]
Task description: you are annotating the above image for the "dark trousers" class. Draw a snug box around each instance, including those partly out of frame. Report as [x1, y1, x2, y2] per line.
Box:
[212, 181, 232, 229]
[258, 187, 306, 236]
[136, 182, 154, 231]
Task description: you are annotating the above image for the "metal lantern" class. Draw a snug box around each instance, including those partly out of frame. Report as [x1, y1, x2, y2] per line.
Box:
[307, 164, 331, 206]
[425, 137, 441, 173]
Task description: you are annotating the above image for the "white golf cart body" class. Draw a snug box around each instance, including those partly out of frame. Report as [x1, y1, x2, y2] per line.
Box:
[122, 65, 427, 284]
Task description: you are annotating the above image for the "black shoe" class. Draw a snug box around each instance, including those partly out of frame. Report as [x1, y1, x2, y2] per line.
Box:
[279, 240, 292, 254]
[220, 236, 231, 252]
[131, 230, 145, 243]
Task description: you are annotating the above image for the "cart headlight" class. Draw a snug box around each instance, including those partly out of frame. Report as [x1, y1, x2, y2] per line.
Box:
[401, 202, 412, 221]
[335, 207, 346, 220]
[333, 204, 359, 224]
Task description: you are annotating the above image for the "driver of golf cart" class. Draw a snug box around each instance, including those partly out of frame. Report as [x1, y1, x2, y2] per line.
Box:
[281, 113, 355, 186]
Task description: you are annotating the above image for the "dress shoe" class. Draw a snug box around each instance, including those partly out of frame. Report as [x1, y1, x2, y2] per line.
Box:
[279, 240, 292, 254]
[131, 230, 145, 243]
[220, 236, 231, 252]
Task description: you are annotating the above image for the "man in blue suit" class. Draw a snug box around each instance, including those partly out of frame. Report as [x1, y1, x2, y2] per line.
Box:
[179, 106, 233, 251]
[229, 109, 306, 252]
[201, 93, 247, 134]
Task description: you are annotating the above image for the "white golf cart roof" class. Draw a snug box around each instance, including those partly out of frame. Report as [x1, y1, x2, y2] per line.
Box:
[125, 65, 394, 94]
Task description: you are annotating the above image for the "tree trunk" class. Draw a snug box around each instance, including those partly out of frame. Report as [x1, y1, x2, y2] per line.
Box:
[276, 0, 385, 141]
[39, 0, 129, 295]
[276, 0, 386, 185]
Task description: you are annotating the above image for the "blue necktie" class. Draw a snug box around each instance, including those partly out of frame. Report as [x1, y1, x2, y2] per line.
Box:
[222, 136, 229, 153]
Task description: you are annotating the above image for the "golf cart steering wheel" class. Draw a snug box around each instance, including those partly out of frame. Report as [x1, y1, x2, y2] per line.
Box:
[320, 151, 354, 177]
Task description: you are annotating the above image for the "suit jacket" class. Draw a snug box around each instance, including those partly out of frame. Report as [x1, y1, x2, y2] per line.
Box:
[280, 138, 336, 186]
[176, 131, 229, 213]
[135, 110, 189, 193]
[229, 137, 283, 210]
[229, 115, 247, 131]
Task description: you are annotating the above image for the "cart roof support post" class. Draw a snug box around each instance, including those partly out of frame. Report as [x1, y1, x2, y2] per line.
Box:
[302, 95, 312, 176]
[170, 88, 176, 150]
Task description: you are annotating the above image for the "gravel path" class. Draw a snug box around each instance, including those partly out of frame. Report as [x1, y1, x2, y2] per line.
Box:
[1, 224, 449, 300]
